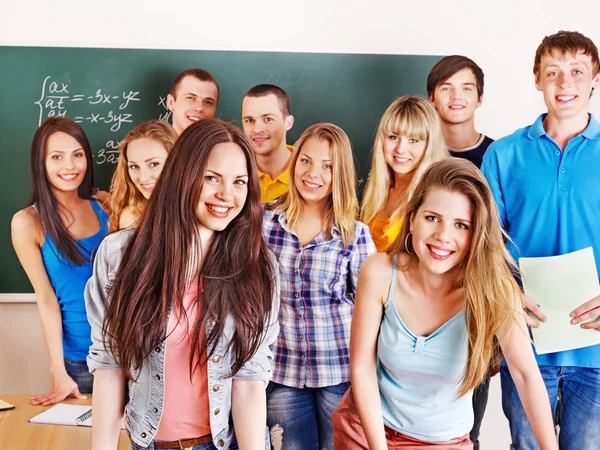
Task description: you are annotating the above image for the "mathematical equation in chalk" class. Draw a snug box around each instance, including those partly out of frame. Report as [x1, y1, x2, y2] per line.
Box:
[35, 76, 173, 165]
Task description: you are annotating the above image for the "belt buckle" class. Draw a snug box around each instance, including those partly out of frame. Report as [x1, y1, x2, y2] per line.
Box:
[178, 440, 193, 450]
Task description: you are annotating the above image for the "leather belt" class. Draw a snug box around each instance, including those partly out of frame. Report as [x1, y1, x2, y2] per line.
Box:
[151, 434, 213, 449]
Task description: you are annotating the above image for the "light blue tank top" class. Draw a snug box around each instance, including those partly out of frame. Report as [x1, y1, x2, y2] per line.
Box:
[38, 199, 109, 361]
[377, 255, 472, 441]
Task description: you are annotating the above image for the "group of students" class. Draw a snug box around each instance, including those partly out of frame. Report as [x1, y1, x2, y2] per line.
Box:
[10, 29, 600, 450]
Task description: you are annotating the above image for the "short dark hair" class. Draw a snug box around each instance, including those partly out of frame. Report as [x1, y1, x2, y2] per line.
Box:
[533, 30, 599, 77]
[243, 84, 290, 116]
[427, 55, 484, 99]
[170, 68, 220, 102]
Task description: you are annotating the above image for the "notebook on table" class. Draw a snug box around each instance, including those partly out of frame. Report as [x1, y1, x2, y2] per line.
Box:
[29, 404, 93, 426]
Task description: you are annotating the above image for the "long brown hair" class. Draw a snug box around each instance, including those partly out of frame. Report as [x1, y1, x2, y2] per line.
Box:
[108, 120, 177, 230]
[388, 158, 522, 396]
[30, 117, 95, 265]
[103, 119, 274, 379]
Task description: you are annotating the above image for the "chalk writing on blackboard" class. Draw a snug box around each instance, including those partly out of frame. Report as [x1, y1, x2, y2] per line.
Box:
[158, 96, 172, 122]
[96, 140, 120, 165]
[34, 76, 171, 165]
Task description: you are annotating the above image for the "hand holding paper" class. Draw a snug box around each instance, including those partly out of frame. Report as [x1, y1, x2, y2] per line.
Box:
[519, 247, 600, 354]
[522, 294, 547, 328]
[570, 293, 600, 330]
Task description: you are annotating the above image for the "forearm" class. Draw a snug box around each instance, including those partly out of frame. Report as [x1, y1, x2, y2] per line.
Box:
[37, 300, 67, 372]
[231, 379, 267, 450]
[510, 369, 558, 450]
[352, 366, 388, 450]
[91, 369, 127, 450]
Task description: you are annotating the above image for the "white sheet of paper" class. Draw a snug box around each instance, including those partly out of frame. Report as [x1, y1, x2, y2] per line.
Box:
[520, 247, 600, 355]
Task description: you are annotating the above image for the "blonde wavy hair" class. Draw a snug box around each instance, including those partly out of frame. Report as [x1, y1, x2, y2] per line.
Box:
[360, 96, 448, 226]
[269, 123, 358, 247]
[389, 158, 522, 397]
[108, 120, 177, 230]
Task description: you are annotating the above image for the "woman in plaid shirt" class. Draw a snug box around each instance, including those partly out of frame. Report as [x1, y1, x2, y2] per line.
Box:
[262, 123, 376, 450]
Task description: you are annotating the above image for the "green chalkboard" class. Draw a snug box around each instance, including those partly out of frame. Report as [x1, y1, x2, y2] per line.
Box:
[0, 46, 442, 293]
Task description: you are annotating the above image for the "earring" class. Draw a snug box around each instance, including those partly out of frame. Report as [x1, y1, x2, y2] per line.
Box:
[404, 232, 414, 255]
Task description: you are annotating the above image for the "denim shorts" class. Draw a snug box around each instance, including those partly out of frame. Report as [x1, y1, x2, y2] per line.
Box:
[64, 358, 93, 394]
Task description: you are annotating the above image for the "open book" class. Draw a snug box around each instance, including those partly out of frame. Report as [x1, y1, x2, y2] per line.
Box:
[29, 403, 126, 428]
[29, 404, 93, 427]
[520, 247, 600, 354]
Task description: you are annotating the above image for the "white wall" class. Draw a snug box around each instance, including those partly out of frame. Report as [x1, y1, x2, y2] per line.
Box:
[3, 0, 600, 141]
[4, 1, 596, 448]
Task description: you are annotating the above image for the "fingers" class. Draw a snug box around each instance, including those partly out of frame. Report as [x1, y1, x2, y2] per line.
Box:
[571, 295, 600, 324]
[30, 393, 53, 405]
[524, 313, 542, 329]
[580, 319, 600, 331]
[522, 294, 546, 324]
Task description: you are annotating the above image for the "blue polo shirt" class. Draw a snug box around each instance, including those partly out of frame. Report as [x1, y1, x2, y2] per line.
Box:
[482, 113, 600, 368]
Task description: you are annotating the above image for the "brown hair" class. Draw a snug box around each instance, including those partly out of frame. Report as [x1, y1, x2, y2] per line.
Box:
[243, 84, 291, 116]
[170, 68, 220, 102]
[427, 55, 485, 99]
[108, 120, 178, 231]
[103, 119, 275, 379]
[30, 117, 96, 265]
[389, 158, 522, 396]
[533, 31, 600, 77]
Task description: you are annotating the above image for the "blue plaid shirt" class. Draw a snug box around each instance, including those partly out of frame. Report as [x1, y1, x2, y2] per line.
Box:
[263, 207, 376, 388]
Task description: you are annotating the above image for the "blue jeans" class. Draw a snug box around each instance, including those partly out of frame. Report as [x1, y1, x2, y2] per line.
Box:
[266, 381, 349, 450]
[64, 358, 93, 394]
[501, 365, 600, 450]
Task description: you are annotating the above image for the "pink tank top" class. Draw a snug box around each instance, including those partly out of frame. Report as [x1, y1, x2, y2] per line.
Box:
[154, 283, 211, 440]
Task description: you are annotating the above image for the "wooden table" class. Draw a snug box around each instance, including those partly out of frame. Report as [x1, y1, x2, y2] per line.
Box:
[0, 395, 131, 449]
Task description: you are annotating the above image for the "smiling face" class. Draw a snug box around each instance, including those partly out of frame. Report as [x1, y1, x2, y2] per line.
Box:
[45, 131, 88, 193]
[166, 75, 219, 134]
[430, 68, 482, 126]
[383, 133, 427, 176]
[294, 137, 333, 207]
[535, 50, 600, 123]
[410, 188, 473, 276]
[126, 138, 170, 199]
[241, 94, 293, 157]
[196, 142, 249, 240]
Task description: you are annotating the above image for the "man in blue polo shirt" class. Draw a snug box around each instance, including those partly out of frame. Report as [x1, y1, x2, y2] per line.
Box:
[482, 30, 600, 450]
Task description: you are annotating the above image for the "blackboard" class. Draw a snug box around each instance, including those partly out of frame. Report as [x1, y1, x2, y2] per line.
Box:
[0, 46, 442, 293]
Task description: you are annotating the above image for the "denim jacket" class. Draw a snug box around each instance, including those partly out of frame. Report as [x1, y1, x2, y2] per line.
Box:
[85, 229, 280, 449]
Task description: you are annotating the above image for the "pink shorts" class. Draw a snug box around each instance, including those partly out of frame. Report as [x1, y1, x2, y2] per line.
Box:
[332, 389, 473, 449]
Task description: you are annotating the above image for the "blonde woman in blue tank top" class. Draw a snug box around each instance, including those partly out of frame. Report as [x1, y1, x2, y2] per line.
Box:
[11, 118, 108, 406]
[332, 159, 558, 449]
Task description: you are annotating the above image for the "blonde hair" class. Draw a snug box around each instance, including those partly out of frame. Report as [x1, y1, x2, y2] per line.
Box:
[271, 123, 358, 246]
[360, 96, 448, 226]
[108, 120, 178, 230]
[389, 158, 521, 396]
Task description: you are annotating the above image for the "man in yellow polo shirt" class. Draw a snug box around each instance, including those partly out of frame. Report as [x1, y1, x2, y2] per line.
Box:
[241, 84, 295, 202]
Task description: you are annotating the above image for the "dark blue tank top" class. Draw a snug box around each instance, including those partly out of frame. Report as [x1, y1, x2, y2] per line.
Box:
[38, 199, 109, 361]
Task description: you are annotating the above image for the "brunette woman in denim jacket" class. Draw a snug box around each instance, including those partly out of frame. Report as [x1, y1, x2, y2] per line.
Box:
[85, 119, 280, 450]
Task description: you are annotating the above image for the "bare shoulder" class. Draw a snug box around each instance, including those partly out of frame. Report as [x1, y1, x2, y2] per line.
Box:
[360, 252, 395, 284]
[118, 205, 138, 230]
[11, 206, 42, 238]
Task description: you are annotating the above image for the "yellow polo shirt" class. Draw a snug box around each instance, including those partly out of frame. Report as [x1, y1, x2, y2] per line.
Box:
[259, 145, 294, 203]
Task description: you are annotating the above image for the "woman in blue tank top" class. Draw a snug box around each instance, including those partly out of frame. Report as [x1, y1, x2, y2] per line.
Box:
[11, 117, 109, 406]
[332, 159, 559, 449]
